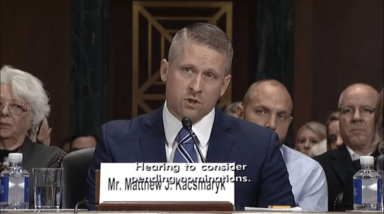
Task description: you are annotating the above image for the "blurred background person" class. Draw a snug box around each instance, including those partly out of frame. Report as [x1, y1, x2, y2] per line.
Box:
[61, 138, 71, 153]
[0, 65, 65, 207]
[375, 89, 383, 153]
[28, 117, 52, 146]
[310, 138, 327, 157]
[62, 133, 98, 152]
[295, 122, 326, 156]
[311, 111, 343, 156]
[326, 111, 343, 151]
[223, 101, 241, 118]
[70, 133, 97, 152]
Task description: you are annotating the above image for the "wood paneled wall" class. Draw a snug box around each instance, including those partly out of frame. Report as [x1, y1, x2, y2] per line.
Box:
[0, 0, 71, 147]
[294, 0, 383, 143]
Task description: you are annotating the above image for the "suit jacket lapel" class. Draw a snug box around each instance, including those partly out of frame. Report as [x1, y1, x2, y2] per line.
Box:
[331, 144, 352, 184]
[206, 106, 236, 162]
[139, 107, 167, 162]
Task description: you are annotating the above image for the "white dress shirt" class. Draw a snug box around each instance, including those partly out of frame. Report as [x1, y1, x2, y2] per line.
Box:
[280, 145, 328, 211]
[346, 146, 361, 161]
[345, 145, 372, 161]
[162, 101, 215, 162]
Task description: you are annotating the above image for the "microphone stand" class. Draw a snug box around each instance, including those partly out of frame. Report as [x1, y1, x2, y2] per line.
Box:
[186, 127, 206, 163]
[182, 117, 206, 163]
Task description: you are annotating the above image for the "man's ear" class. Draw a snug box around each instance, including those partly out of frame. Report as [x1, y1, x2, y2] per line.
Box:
[220, 74, 232, 97]
[237, 105, 245, 119]
[160, 59, 169, 82]
[288, 116, 293, 125]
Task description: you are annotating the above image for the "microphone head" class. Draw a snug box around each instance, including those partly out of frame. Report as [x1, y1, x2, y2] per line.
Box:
[182, 117, 192, 130]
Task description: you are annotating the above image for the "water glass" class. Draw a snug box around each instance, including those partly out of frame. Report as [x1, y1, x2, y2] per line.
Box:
[32, 168, 64, 209]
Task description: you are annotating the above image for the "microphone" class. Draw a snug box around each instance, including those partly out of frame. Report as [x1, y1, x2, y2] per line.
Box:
[182, 117, 206, 163]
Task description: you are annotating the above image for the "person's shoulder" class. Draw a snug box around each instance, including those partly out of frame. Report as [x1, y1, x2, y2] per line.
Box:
[284, 145, 323, 169]
[312, 148, 340, 168]
[101, 113, 153, 135]
[32, 143, 66, 156]
[225, 114, 276, 138]
[313, 148, 335, 162]
[103, 113, 149, 129]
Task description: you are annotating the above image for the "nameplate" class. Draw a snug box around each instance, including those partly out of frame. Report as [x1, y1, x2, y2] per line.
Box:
[100, 163, 236, 205]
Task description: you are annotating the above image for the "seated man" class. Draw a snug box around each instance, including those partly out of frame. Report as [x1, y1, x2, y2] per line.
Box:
[86, 23, 295, 210]
[237, 79, 328, 211]
[341, 87, 383, 210]
[314, 83, 379, 211]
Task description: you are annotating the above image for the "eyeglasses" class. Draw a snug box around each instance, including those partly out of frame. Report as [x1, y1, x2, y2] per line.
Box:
[0, 100, 28, 116]
[338, 106, 375, 118]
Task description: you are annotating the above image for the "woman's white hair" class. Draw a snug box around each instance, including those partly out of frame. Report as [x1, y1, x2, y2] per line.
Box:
[0, 65, 50, 135]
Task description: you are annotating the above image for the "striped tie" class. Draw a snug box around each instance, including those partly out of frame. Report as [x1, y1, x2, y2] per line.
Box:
[173, 127, 199, 163]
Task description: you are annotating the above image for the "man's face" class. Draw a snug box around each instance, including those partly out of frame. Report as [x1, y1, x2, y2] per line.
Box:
[71, 136, 97, 152]
[339, 87, 377, 148]
[160, 41, 231, 123]
[238, 84, 293, 142]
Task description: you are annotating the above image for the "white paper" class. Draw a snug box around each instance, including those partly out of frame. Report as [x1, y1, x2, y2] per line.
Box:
[100, 163, 236, 205]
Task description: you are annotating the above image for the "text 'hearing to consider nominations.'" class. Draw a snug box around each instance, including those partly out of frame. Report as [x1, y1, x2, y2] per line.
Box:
[107, 162, 249, 194]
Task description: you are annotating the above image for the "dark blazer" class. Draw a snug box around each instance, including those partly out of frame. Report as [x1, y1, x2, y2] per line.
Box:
[313, 144, 352, 211]
[22, 137, 66, 208]
[86, 106, 295, 210]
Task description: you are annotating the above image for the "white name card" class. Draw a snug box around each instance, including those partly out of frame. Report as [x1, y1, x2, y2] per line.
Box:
[100, 163, 236, 205]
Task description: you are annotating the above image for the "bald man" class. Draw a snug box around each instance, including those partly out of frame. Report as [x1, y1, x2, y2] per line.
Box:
[238, 79, 328, 211]
[314, 83, 379, 211]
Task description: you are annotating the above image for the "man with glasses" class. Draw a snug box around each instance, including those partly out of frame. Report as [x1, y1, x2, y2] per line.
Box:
[314, 83, 379, 211]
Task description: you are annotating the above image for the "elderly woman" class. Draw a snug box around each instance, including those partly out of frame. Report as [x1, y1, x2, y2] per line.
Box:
[325, 111, 343, 151]
[340, 88, 383, 210]
[223, 101, 242, 118]
[295, 122, 327, 156]
[0, 65, 65, 208]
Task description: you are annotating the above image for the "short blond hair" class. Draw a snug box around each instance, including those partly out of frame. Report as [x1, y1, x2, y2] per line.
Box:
[168, 23, 233, 75]
[296, 122, 326, 149]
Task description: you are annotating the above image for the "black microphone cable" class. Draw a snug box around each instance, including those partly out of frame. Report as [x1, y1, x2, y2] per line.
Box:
[74, 200, 97, 214]
[182, 117, 206, 163]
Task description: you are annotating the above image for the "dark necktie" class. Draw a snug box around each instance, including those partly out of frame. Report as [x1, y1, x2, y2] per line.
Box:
[173, 127, 199, 163]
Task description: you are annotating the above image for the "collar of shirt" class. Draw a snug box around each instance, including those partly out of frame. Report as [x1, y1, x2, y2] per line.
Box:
[162, 101, 215, 150]
[346, 145, 372, 161]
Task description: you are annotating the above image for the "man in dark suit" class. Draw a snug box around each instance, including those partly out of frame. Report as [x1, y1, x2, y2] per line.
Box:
[86, 23, 295, 210]
[314, 83, 379, 211]
[341, 88, 383, 210]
